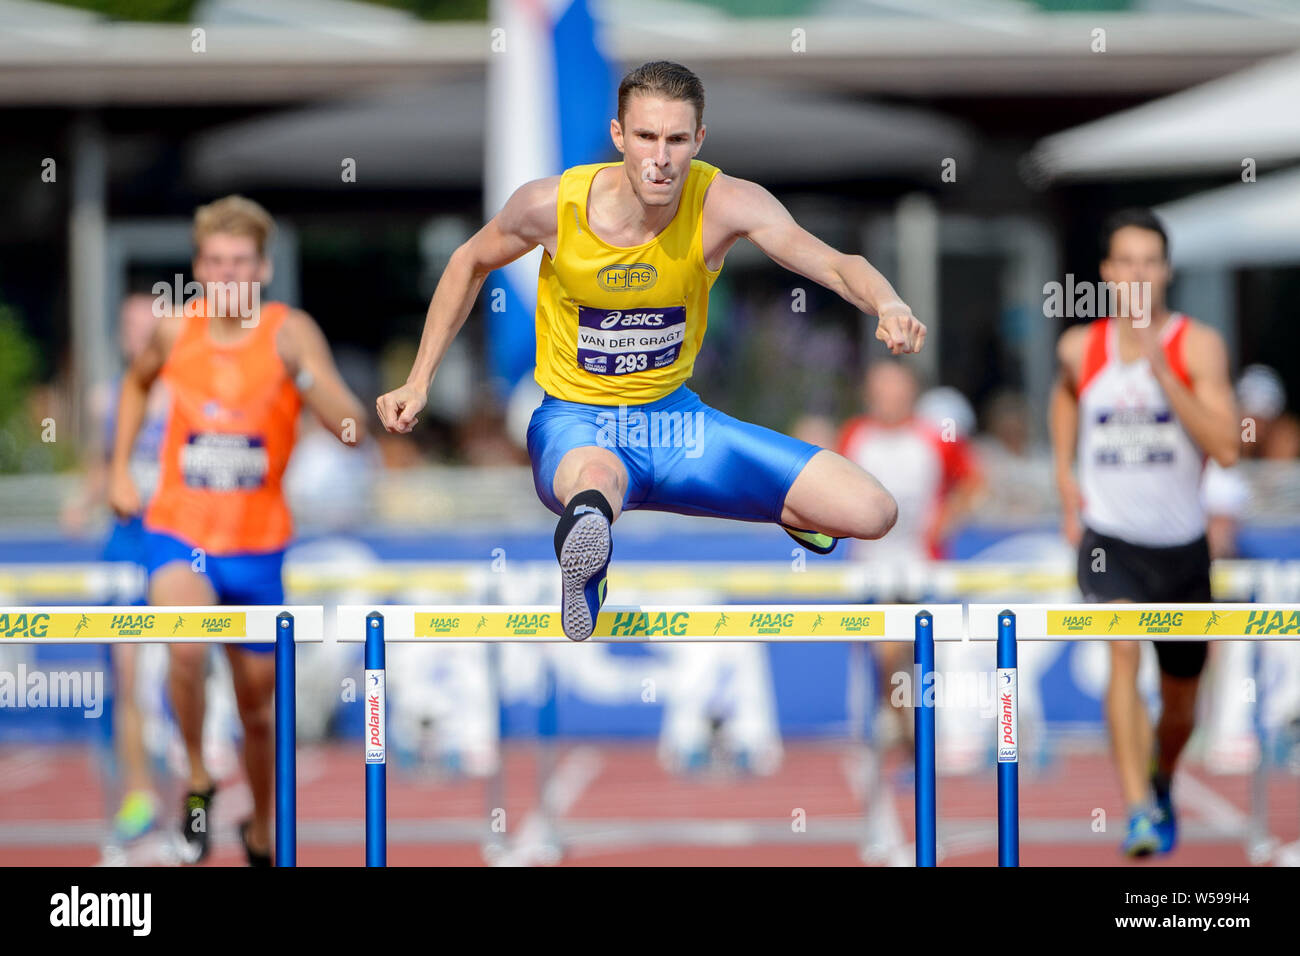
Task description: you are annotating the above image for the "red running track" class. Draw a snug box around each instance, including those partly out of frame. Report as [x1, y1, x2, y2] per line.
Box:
[0, 741, 1295, 866]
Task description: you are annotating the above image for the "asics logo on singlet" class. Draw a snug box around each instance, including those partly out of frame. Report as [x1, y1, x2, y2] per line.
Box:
[599, 311, 666, 330]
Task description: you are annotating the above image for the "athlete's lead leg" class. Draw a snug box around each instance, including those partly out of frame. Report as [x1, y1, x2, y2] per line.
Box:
[779, 449, 898, 542]
[550, 447, 629, 642]
[151, 561, 220, 863]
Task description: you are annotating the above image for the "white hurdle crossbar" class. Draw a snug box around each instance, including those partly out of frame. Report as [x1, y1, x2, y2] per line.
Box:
[340, 604, 963, 867]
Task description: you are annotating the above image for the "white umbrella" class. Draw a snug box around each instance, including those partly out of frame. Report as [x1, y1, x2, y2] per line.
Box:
[1028, 51, 1300, 181]
[1156, 165, 1300, 267]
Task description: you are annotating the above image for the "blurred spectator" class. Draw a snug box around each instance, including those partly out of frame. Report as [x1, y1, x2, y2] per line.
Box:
[839, 363, 986, 563]
[285, 348, 383, 532]
[789, 413, 838, 450]
[977, 389, 1031, 459]
[916, 385, 977, 442]
[505, 375, 546, 451]
[1237, 364, 1300, 460]
[375, 429, 431, 470]
[973, 389, 1056, 519]
[456, 386, 529, 466]
[284, 409, 382, 533]
[837, 361, 986, 771]
[63, 293, 168, 535]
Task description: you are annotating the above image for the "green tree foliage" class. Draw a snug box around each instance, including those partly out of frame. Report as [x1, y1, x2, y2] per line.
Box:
[0, 304, 42, 473]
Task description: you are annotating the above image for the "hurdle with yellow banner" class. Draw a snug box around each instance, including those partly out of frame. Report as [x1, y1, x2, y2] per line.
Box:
[338, 604, 964, 867]
[0, 605, 324, 867]
[966, 604, 1300, 867]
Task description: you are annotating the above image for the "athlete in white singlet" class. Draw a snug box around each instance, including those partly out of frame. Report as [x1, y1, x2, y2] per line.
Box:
[1051, 209, 1239, 858]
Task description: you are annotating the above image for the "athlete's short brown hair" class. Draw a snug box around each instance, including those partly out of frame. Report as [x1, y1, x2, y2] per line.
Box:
[193, 195, 275, 256]
[618, 61, 705, 131]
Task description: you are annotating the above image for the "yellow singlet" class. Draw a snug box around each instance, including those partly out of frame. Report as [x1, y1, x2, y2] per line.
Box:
[534, 158, 723, 405]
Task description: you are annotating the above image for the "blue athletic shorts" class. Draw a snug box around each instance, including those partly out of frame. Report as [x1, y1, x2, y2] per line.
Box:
[143, 528, 286, 654]
[526, 385, 821, 522]
[103, 515, 150, 567]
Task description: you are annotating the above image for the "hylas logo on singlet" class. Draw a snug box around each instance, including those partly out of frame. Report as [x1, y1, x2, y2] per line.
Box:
[576, 306, 686, 376]
[180, 433, 269, 491]
[597, 264, 658, 292]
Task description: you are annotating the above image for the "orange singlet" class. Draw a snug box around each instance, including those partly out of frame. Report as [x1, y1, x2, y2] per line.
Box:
[144, 302, 301, 555]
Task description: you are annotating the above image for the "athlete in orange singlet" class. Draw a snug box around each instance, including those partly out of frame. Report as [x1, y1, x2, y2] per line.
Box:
[109, 196, 365, 865]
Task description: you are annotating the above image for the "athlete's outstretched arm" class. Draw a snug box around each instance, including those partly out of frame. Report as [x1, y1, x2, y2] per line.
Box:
[279, 309, 367, 445]
[707, 175, 925, 355]
[107, 314, 180, 518]
[1049, 326, 1086, 548]
[376, 176, 559, 434]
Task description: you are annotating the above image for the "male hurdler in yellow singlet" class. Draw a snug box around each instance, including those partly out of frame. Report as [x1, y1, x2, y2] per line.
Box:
[378, 61, 926, 640]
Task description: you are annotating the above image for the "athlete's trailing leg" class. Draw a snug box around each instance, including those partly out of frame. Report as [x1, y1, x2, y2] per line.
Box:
[780, 449, 898, 544]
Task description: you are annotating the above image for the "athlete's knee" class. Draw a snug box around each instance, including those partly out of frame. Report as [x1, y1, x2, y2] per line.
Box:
[848, 487, 898, 540]
[1158, 705, 1194, 740]
[570, 461, 624, 503]
[237, 698, 273, 739]
[1159, 674, 1199, 720]
[1108, 640, 1141, 673]
[169, 645, 205, 683]
[150, 562, 215, 606]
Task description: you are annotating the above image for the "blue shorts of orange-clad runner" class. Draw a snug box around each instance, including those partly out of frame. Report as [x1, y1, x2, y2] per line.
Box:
[143, 528, 286, 654]
[526, 384, 821, 521]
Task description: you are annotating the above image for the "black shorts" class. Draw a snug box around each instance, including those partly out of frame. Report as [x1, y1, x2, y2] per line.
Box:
[1076, 527, 1211, 679]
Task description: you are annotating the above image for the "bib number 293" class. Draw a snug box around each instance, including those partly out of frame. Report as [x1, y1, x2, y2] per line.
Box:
[614, 353, 649, 374]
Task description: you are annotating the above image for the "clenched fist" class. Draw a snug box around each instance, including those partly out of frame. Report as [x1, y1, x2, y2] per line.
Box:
[375, 383, 428, 434]
[875, 302, 927, 356]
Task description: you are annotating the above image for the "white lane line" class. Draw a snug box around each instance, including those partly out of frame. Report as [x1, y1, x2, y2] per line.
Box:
[842, 749, 912, 867]
[492, 746, 603, 867]
[0, 750, 54, 792]
[1176, 770, 1249, 838]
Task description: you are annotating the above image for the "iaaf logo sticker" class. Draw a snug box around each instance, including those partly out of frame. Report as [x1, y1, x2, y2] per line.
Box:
[997, 668, 1018, 763]
[364, 669, 385, 765]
